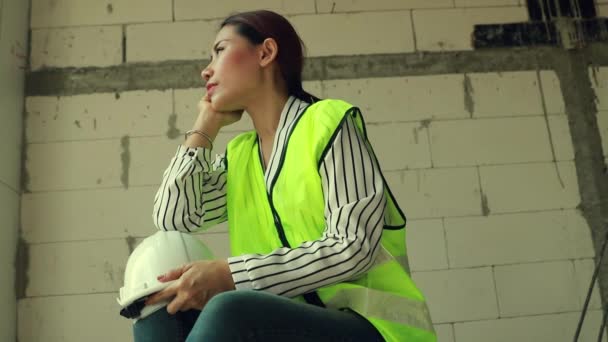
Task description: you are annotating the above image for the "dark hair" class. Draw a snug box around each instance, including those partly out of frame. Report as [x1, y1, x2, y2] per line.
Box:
[220, 10, 321, 103]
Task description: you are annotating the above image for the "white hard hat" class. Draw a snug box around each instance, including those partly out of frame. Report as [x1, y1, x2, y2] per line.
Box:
[116, 231, 214, 320]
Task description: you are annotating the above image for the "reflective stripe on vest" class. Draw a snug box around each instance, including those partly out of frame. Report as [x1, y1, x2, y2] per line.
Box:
[325, 287, 435, 333]
[370, 244, 411, 276]
[331, 246, 434, 331]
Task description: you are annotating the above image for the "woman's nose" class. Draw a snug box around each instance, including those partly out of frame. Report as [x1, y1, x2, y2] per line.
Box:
[201, 66, 213, 82]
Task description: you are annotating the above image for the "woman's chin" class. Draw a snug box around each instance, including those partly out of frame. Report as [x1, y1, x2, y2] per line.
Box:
[211, 96, 240, 112]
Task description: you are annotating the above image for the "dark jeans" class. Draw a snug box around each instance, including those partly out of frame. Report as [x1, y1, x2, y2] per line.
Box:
[133, 290, 384, 342]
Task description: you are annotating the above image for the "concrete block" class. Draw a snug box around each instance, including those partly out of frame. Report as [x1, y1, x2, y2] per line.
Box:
[289, 11, 414, 56]
[413, 7, 528, 51]
[18, 294, 132, 342]
[599, 4, 608, 16]
[316, 0, 453, 12]
[174, 0, 315, 20]
[30, 0, 172, 28]
[433, 324, 454, 342]
[574, 259, 602, 311]
[127, 20, 221, 62]
[384, 167, 482, 219]
[412, 267, 498, 323]
[430, 116, 554, 167]
[539, 70, 566, 115]
[26, 90, 172, 143]
[366, 122, 431, 170]
[30, 26, 122, 70]
[591, 66, 608, 111]
[445, 210, 594, 268]
[479, 162, 580, 213]
[322, 75, 469, 122]
[455, 0, 520, 6]
[406, 219, 448, 271]
[598, 110, 608, 157]
[26, 239, 129, 297]
[21, 186, 160, 243]
[494, 261, 580, 317]
[548, 115, 575, 161]
[454, 310, 607, 342]
[26, 139, 123, 191]
[467, 71, 544, 117]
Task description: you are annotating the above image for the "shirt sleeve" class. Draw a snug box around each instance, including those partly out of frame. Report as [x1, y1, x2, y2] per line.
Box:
[152, 144, 228, 232]
[227, 115, 387, 297]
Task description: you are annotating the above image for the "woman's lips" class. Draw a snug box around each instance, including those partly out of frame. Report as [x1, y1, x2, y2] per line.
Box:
[206, 84, 217, 95]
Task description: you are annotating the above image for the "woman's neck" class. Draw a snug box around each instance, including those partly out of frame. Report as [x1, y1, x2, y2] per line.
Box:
[246, 90, 289, 144]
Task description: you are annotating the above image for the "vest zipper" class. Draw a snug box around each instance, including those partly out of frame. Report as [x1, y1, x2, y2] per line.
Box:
[258, 119, 326, 308]
[268, 193, 289, 246]
[266, 191, 326, 308]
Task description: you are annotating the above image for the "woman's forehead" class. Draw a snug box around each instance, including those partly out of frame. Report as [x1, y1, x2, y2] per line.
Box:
[213, 25, 237, 44]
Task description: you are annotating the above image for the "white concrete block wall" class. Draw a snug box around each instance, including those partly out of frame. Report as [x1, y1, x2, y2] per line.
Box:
[30, 0, 172, 28]
[22, 2, 604, 341]
[30, 26, 123, 70]
[1, 0, 28, 341]
[323, 75, 470, 122]
[18, 293, 132, 341]
[454, 310, 605, 342]
[384, 167, 482, 219]
[445, 210, 593, 267]
[29, 0, 533, 71]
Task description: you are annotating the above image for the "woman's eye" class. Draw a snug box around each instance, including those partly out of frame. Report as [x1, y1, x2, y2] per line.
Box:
[215, 47, 224, 54]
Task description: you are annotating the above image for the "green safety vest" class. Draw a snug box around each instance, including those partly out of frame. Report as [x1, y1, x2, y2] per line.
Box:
[226, 98, 436, 341]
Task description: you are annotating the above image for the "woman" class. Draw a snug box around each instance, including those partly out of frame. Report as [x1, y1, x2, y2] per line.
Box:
[136, 10, 436, 342]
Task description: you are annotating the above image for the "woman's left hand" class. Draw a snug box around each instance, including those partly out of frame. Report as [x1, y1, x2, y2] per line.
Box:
[145, 260, 235, 314]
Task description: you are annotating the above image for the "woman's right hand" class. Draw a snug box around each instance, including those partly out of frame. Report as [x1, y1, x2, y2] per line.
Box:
[197, 93, 243, 128]
[184, 92, 243, 149]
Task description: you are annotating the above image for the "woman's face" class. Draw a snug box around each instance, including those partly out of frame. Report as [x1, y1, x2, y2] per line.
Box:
[201, 25, 261, 112]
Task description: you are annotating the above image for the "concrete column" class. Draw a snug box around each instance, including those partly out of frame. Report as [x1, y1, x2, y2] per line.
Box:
[0, 0, 29, 340]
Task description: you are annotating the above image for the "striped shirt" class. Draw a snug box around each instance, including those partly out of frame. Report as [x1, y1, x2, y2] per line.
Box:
[153, 96, 387, 298]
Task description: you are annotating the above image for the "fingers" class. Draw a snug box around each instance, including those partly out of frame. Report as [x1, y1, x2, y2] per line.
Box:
[145, 281, 178, 306]
[158, 264, 191, 282]
[174, 292, 209, 314]
[166, 293, 189, 315]
[202, 90, 211, 102]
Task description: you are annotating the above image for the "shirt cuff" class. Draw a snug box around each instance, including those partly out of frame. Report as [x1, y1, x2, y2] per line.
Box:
[175, 144, 212, 172]
[227, 255, 254, 291]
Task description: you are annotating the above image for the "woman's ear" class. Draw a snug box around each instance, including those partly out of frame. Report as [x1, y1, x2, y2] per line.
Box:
[259, 38, 278, 67]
